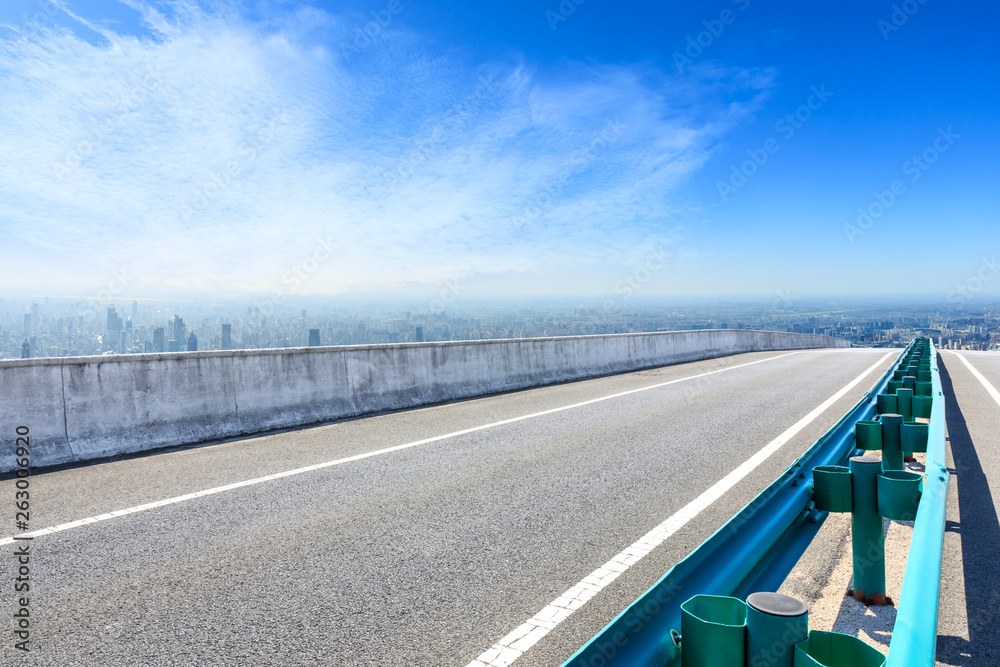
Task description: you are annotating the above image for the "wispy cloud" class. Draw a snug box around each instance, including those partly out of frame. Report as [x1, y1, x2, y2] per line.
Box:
[0, 0, 773, 297]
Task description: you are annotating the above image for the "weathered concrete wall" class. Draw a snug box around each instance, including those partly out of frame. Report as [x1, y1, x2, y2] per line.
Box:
[0, 330, 848, 471]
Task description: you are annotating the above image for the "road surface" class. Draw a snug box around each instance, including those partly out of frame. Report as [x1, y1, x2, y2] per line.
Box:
[0, 347, 898, 666]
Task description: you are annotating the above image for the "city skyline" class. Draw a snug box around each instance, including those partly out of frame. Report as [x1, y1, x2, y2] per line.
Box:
[1, 1, 998, 301]
[3, 293, 998, 360]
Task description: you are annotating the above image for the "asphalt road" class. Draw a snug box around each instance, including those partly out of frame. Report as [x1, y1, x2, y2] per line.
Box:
[0, 347, 897, 666]
[935, 351, 1000, 666]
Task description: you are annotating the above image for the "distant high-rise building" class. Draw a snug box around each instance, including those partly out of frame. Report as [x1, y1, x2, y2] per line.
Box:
[23, 313, 30, 335]
[222, 324, 232, 350]
[308, 329, 320, 346]
[172, 315, 186, 347]
[144, 340, 153, 353]
[107, 307, 118, 332]
[21, 339, 30, 358]
[167, 339, 180, 352]
[301, 309, 307, 320]
[131, 300, 138, 322]
[415, 326, 424, 342]
[119, 331, 127, 354]
[187, 332, 198, 351]
[153, 328, 165, 353]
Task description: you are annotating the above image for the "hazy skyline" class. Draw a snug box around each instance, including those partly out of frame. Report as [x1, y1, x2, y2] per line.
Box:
[1, 0, 997, 302]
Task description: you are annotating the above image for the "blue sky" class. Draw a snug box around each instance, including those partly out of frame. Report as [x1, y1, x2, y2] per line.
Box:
[1, 0, 997, 304]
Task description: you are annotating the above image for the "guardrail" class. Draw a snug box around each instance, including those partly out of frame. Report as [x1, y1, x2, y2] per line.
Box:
[565, 339, 947, 666]
[563, 341, 916, 667]
[886, 339, 949, 665]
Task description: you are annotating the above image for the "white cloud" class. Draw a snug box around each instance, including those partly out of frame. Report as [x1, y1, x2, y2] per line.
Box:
[0, 0, 773, 298]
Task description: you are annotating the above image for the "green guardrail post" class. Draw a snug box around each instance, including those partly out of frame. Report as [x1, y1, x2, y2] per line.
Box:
[814, 466, 853, 512]
[794, 630, 886, 666]
[855, 420, 882, 452]
[901, 422, 928, 454]
[746, 593, 809, 667]
[912, 396, 932, 420]
[680, 595, 746, 666]
[880, 414, 904, 472]
[893, 389, 915, 461]
[895, 388, 914, 424]
[877, 471, 923, 521]
[876, 393, 897, 415]
[849, 455, 886, 603]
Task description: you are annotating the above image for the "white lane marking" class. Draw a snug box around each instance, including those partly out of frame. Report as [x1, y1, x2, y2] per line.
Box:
[950, 351, 1000, 408]
[0, 351, 810, 546]
[466, 350, 896, 667]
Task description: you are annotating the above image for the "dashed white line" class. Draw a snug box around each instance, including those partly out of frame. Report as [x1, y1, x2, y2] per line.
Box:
[0, 351, 804, 547]
[949, 351, 1000, 408]
[466, 350, 896, 667]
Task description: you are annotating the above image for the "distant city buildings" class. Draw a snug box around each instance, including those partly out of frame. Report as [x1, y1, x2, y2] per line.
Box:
[172, 315, 186, 348]
[1, 298, 998, 360]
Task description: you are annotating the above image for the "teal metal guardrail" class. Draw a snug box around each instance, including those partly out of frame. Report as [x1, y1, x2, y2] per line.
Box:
[563, 341, 917, 667]
[813, 339, 932, 607]
[886, 338, 949, 665]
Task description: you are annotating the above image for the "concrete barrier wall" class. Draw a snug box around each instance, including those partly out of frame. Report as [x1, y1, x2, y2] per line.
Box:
[0, 330, 848, 471]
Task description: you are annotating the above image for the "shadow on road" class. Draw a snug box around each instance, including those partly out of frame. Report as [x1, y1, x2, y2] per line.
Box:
[936, 361, 1000, 666]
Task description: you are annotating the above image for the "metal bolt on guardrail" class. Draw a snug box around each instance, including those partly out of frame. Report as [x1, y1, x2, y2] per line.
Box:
[811, 339, 930, 604]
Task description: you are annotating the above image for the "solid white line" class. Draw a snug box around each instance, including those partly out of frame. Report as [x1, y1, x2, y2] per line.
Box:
[950, 351, 1000, 409]
[465, 350, 896, 667]
[0, 351, 807, 547]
